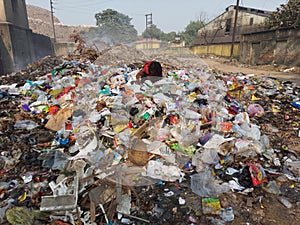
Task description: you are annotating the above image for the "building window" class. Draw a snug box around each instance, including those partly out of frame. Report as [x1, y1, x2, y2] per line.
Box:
[250, 17, 254, 26]
[225, 19, 232, 33]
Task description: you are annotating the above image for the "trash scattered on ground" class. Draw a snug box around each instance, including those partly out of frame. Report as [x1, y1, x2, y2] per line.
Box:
[0, 43, 300, 225]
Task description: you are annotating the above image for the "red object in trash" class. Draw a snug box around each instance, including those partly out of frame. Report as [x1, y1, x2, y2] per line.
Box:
[220, 122, 233, 132]
[48, 105, 60, 115]
[169, 115, 179, 124]
[249, 163, 268, 186]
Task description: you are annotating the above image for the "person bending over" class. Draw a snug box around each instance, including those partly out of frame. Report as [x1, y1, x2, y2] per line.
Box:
[136, 61, 163, 83]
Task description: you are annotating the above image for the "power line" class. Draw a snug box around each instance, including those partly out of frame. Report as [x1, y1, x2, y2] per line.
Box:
[56, 0, 113, 8]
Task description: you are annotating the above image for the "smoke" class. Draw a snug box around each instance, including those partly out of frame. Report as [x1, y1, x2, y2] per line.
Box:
[80, 28, 137, 52]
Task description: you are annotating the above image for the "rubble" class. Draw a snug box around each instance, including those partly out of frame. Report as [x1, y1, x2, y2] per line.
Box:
[0, 44, 300, 225]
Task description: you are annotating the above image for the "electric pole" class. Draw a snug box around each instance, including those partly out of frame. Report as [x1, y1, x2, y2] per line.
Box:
[50, 0, 56, 43]
[230, 0, 239, 58]
[145, 13, 152, 49]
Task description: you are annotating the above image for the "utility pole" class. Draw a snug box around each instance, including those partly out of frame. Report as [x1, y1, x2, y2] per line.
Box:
[145, 13, 152, 49]
[230, 0, 239, 58]
[145, 13, 153, 29]
[50, 0, 56, 43]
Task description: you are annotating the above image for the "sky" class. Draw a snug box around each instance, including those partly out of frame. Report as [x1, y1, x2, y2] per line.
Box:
[25, 0, 288, 34]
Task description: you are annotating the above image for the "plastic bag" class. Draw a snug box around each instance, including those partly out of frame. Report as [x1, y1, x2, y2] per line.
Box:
[247, 104, 265, 117]
[142, 161, 183, 182]
[14, 120, 39, 130]
[191, 169, 230, 197]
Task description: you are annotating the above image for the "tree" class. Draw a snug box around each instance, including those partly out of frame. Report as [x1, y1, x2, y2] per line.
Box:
[267, 0, 300, 29]
[142, 24, 164, 40]
[93, 9, 138, 45]
[161, 31, 177, 42]
[181, 20, 205, 45]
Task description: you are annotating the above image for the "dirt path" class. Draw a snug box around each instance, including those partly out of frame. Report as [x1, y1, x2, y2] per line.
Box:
[201, 56, 300, 85]
[145, 49, 300, 85]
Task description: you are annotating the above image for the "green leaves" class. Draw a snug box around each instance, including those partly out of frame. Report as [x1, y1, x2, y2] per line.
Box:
[92, 9, 138, 45]
[267, 0, 300, 29]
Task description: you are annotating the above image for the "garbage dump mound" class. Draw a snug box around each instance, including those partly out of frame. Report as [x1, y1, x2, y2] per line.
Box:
[0, 44, 300, 225]
[94, 44, 148, 68]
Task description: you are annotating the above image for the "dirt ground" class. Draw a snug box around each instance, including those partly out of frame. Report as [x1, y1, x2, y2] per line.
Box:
[143, 49, 300, 85]
[199, 56, 300, 86]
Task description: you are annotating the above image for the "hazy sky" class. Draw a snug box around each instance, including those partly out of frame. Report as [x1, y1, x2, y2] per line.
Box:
[25, 0, 288, 34]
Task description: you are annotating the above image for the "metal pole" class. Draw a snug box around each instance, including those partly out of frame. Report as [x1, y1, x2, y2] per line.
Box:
[145, 13, 152, 49]
[50, 0, 56, 43]
[230, 0, 239, 58]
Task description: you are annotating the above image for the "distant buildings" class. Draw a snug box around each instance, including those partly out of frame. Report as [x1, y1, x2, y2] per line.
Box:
[191, 4, 300, 66]
[135, 38, 162, 50]
[195, 5, 272, 45]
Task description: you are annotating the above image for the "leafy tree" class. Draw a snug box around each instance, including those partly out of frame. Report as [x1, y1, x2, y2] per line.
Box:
[181, 20, 205, 45]
[161, 31, 177, 42]
[93, 9, 138, 45]
[267, 0, 300, 29]
[142, 24, 164, 40]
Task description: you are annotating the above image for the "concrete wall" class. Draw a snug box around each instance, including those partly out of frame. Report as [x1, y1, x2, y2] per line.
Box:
[240, 28, 300, 66]
[0, 23, 35, 73]
[32, 33, 55, 60]
[0, 0, 29, 28]
[10, 24, 35, 71]
[136, 39, 162, 50]
[190, 43, 239, 58]
[54, 42, 76, 57]
[0, 0, 55, 75]
[142, 47, 193, 56]
[0, 24, 14, 73]
[0, 26, 56, 74]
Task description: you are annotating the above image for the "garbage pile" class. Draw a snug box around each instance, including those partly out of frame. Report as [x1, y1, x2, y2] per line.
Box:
[0, 50, 300, 225]
[94, 44, 148, 68]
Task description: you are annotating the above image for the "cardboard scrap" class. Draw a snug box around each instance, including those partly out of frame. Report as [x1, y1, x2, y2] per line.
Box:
[45, 106, 73, 131]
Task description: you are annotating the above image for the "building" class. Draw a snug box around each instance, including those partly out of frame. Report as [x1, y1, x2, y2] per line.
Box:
[168, 35, 185, 48]
[195, 5, 272, 45]
[136, 38, 162, 50]
[192, 5, 272, 57]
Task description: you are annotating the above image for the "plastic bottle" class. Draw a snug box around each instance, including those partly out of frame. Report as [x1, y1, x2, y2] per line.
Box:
[278, 197, 293, 208]
[221, 207, 234, 222]
[14, 120, 39, 130]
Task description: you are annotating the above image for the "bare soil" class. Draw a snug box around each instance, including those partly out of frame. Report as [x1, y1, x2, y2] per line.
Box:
[201, 56, 300, 85]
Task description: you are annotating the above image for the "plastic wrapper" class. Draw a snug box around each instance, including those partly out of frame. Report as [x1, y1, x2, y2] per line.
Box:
[233, 122, 261, 140]
[14, 120, 39, 130]
[142, 160, 183, 182]
[202, 198, 221, 215]
[249, 163, 268, 186]
[147, 141, 176, 164]
[247, 104, 265, 117]
[234, 139, 264, 157]
[203, 134, 235, 150]
[235, 112, 250, 124]
[191, 170, 230, 197]
[192, 149, 220, 172]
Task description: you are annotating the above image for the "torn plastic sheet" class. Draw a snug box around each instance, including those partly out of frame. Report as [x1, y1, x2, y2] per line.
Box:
[146, 140, 176, 164]
[142, 160, 184, 182]
[117, 193, 131, 215]
[14, 120, 39, 130]
[69, 126, 98, 161]
[203, 134, 235, 150]
[191, 169, 230, 197]
[40, 149, 70, 170]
